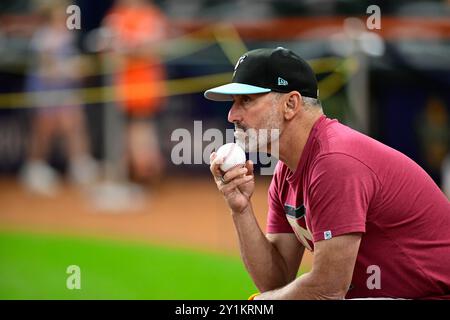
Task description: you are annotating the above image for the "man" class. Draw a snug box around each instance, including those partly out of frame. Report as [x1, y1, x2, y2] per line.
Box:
[102, 0, 167, 184]
[205, 47, 450, 299]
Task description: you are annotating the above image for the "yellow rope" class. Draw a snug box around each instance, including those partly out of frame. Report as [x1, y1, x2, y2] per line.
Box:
[0, 21, 359, 109]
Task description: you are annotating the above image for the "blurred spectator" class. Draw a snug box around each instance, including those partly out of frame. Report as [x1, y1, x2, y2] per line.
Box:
[416, 96, 449, 186]
[101, 0, 167, 185]
[20, 1, 98, 196]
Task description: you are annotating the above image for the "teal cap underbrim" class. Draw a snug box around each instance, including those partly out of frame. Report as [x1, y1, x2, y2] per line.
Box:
[204, 83, 271, 101]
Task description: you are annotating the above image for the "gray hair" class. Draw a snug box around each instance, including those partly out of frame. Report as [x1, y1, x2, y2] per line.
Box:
[271, 92, 322, 109]
[302, 97, 322, 109]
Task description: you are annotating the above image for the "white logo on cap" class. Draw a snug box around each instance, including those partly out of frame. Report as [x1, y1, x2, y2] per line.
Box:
[233, 55, 247, 77]
[278, 77, 288, 86]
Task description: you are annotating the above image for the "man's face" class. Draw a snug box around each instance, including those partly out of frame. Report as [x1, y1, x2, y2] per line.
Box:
[228, 92, 283, 152]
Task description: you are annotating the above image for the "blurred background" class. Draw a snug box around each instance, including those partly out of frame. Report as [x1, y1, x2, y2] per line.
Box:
[0, 0, 449, 299]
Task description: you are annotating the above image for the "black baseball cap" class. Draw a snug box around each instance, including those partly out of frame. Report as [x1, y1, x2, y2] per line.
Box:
[204, 47, 318, 101]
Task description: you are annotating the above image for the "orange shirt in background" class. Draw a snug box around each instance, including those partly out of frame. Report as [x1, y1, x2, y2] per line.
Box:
[105, 4, 167, 117]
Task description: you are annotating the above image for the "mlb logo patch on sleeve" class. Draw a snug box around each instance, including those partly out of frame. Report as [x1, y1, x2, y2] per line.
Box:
[324, 230, 332, 240]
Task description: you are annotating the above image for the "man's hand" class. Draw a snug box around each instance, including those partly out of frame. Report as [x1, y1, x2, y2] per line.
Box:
[210, 152, 255, 214]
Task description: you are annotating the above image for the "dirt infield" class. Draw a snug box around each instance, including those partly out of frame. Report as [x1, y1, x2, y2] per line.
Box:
[0, 175, 313, 265]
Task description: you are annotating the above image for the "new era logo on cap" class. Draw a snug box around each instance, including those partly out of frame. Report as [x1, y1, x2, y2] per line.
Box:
[278, 77, 288, 86]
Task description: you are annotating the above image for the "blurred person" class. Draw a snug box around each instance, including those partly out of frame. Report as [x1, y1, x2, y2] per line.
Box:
[416, 96, 449, 186]
[206, 47, 450, 299]
[101, 0, 167, 185]
[20, 1, 98, 196]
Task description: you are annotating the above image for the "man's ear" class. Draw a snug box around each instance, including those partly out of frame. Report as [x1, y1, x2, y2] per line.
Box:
[284, 91, 302, 120]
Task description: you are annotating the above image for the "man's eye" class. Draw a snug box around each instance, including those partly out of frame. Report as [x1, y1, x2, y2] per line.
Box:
[242, 96, 251, 103]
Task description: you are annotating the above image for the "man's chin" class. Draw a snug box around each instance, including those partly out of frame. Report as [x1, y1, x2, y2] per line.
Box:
[235, 130, 279, 153]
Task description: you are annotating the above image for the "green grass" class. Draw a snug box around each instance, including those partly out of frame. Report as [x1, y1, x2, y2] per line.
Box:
[0, 231, 258, 299]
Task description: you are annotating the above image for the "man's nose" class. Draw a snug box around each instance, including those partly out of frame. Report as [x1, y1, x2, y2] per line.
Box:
[227, 103, 242, 124]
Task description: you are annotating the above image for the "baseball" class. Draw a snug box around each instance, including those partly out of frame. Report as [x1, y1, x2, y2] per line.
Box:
[216, 143, 246, 172]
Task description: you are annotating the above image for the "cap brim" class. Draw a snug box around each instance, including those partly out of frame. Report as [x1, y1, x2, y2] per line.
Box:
[204, 83, 271, 101]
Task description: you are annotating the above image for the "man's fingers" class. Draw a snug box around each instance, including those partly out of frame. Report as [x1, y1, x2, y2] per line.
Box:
[210, 153, 224, 178]
[210, 153, 254, 190]
[245, 160, 254, 176]
[220, 174, 253, 193]
[210, 152, 222, 165]
[222, 166, 247, 184]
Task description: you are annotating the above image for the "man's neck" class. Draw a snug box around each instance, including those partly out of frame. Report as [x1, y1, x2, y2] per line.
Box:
[278, 112, 323, 172]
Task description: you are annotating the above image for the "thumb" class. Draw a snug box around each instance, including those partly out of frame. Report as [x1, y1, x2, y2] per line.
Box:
[245, 160, 254, 176]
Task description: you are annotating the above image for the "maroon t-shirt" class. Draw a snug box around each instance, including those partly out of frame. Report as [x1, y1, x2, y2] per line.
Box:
[267, 115, 450, 299]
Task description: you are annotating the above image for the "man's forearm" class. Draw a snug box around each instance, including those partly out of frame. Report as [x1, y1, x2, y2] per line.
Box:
[254, 234, 361, 300]
[255, 272, 346, 300]
[232, 204, 290, 292]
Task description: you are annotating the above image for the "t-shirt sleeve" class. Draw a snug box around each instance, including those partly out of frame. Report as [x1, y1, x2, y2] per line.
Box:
[266, 164, 294, 234]
[308, 153, 378, 242]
